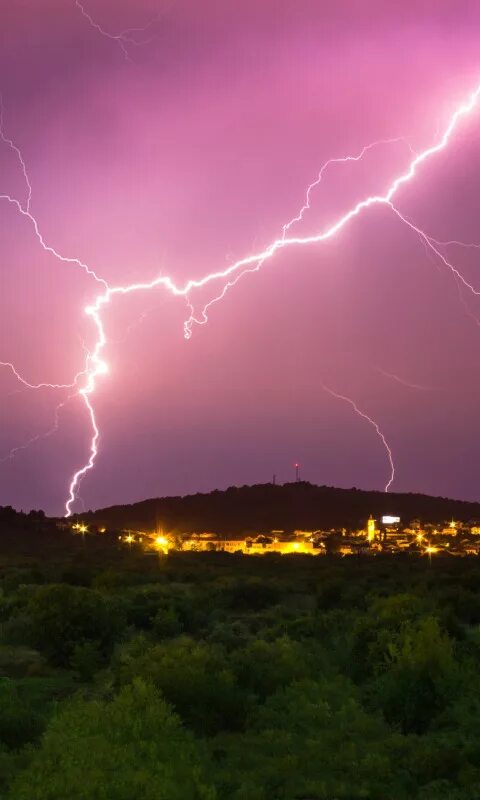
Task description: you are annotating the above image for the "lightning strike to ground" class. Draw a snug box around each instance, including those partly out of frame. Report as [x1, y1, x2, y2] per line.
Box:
[322, 384, 395, 492]
[2, 77, 480, 515]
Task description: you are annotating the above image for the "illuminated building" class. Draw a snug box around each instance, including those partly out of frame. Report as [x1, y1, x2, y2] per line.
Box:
[366, 516, 376, 542]
[154, 534, 169, 554]
[382, 515, 400, 526]
[59, 515, 480, 559]
[442, 520, 458, 534]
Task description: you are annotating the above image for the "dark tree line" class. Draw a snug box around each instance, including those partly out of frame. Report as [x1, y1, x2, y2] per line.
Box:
[82, 481, 480, 533]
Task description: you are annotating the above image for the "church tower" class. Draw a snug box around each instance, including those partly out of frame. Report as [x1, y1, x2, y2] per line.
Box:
[367, 516, 376, 542]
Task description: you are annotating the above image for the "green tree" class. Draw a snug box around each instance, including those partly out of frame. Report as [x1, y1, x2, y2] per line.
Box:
[28, 585, 123, 667]
[113, 636, 249, 734]
[231, 636, 311, 700]
[152, 606, 184, 639]
[350, 593, 431, 681]
[0, 679, 43, 750]
[370, 616, 458, 733]
[214, 677, 401, 800]
[10, 681, 216, 800]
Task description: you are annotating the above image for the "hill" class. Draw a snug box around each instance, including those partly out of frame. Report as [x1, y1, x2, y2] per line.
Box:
[81, 482, 480, 534]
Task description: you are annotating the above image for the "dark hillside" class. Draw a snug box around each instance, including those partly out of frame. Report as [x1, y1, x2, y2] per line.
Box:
[81, 482, 480, 534]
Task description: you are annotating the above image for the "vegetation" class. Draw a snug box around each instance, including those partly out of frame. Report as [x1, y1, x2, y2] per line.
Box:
[2, 506, 480, 797]
[81, 481, 480, 533]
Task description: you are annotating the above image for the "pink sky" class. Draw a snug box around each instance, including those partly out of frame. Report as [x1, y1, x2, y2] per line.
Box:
[2, 0, 480, 514]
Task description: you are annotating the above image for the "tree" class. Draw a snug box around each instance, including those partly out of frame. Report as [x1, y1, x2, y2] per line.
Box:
[231, 636, 311, 700]
[113, 636, 249, 734]
[0, 679, 43, 750]
[214, 677, 401, 800]
[10, 681, 216, 800]
[28, 585, 123, 667]
[370, 616, 458, 733]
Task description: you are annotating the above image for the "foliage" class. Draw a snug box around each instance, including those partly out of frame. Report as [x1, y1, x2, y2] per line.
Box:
[113, 636, 250, 734]
[80, 481, 480, 534]
[214, 677, 403, 799]
[0, 679, 43, 750]
[27, 584, 124, 667]
[2, 519, 480, 798]
[9, 680, 216, 800]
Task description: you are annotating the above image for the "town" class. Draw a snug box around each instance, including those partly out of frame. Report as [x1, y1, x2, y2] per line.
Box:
[68, 514, 480, 557]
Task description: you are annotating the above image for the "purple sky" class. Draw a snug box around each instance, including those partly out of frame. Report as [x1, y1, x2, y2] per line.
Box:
[2, 0, 480, 515]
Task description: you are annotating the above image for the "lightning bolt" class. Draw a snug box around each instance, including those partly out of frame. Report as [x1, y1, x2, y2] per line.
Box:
[322, 384, 395, 492]
[376, 368, 437, 392]
[0, 188, 107, 286]
[391, 223, 480, 326]
[74, 1, 160, 61]
[0, 100, 106, 491]
[0, 95, 32, 213]
[280, 137, 417, 239]
[0, 396, 72, 465]
[3, 80, 480, 514]
[0, 361, 86, 391]
[181, 85, 480, 338]
[420, 233, 480, 327]
[429, 235, 480, 250]
[183, 136, 416, 337]
[387, 203, 480, 296]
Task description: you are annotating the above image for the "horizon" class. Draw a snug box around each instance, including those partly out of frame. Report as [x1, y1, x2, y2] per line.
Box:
[9, 479, 480, 519]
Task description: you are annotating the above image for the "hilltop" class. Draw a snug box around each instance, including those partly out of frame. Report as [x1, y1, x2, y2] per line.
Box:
[80, 482, 480, 534]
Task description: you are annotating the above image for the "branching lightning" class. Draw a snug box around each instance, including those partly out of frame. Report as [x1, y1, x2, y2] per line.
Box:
[0, 361, 86, 391]
[74, 1, 160, 61]
[0, 188, 107, 286]
[280, 137, 418, 240]
[387, 203, 480, 296]
[2, 72, 480, 514]
[0, 96, 32, 213]
[0, 397, 72, 465]
[430, 236, 480, 250]
[322, 383, 395, 492]
[376, 368, 437, 392]
[182, 137, 416, 337]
